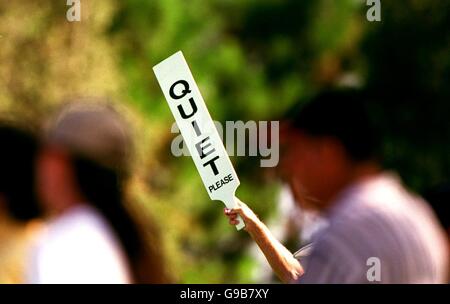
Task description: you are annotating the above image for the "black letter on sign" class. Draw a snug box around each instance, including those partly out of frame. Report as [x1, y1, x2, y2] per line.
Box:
[195, 136, 215, 159]
[191, 120, 202, 136]
[169, 80, 191, 100]
[177, 97, 197, 119]
[203, 155, 220, 176]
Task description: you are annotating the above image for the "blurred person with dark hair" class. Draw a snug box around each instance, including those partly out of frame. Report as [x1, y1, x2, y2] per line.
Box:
[225, 89, 448, 283]
[28, 100, 170, 283]
[0, 122, 43, 283]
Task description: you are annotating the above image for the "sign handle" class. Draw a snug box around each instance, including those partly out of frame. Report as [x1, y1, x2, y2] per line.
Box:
[235, 214, 246, 231]
[223, 196, 246, 231]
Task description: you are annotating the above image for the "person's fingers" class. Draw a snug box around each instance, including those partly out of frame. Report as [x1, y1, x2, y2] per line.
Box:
[229, 210, 240, 216]
[224, 208, 239, 219]
[225, 207, 241, 216]
[230, 219, 240, 226]
[225, 204, 247, 227]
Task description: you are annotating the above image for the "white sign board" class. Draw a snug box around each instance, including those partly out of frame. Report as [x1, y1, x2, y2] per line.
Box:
[153, 51, 245, 230]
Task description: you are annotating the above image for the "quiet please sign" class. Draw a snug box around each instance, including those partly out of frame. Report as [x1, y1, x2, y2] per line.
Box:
[153, 51, 245, 231]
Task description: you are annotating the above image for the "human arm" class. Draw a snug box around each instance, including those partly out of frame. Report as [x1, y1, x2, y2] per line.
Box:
[224, 198, 304, 283]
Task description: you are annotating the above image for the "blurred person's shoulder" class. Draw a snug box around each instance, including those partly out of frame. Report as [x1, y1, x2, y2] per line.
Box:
[44, 205, 117, 242]
[308, 172, 448, 283]
[327, 172, 444, 233]
[28, 205, 131, 283]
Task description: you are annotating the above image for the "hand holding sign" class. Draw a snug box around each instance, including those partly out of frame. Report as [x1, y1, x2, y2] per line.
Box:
[153, 51, 245, 230]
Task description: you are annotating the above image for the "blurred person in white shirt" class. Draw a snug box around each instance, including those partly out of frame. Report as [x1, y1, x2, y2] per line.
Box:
[28, 99, 170, 284]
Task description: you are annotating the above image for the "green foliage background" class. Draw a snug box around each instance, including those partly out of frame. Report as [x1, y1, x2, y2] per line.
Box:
[0, 0, 448, 283]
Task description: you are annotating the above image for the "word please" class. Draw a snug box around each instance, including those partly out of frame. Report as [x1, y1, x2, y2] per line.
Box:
[208, 173, 234, 194]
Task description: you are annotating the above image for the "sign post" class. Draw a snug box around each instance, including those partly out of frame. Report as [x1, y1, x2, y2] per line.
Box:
[153, 51, 245, 230]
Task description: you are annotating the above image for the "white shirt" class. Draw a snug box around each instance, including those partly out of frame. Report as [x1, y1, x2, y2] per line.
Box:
[298, 173, 449, 283]
[27, 205, 132, 284]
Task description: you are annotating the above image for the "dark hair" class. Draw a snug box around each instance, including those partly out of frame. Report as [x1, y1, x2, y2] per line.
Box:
[73, 156, 171, 283]
[424, 184, 450, 230]
[289, 89, 379, 162]
[0, 123, 42, 221]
